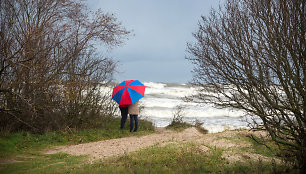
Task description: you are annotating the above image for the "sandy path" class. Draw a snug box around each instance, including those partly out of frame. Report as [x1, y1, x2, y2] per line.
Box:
[45, 127, 203, 162]
[45, 128, 280, 164]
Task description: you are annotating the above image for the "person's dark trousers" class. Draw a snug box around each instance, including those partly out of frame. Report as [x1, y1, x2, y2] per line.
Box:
[129, 114, 138, 132]
[119, 107, 128, 129]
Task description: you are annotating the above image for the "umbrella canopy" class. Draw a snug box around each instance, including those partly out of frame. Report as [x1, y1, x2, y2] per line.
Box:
[112, 80, 145, 106]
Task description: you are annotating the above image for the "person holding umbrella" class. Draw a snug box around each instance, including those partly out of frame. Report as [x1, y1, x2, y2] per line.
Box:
[128, 101, 139, 132]
[112, 80, 145, 131]
[119, 105, 128, 130]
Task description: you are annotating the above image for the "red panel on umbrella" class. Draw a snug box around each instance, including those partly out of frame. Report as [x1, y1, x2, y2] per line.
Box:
[128, 85, 145, 96]
[119, 88, 133, 105]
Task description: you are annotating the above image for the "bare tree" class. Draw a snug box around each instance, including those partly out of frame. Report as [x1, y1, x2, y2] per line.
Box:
[0, 0, 130, 132]
[187, 0, 305, 171]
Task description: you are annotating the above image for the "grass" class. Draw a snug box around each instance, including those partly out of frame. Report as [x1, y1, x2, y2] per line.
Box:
[0, 116, 155, 174]
[224, 131, 283, 158]
[166, 121, 193, 131]
[214, 131, 298, 173]
[0, 118, 297, 174]
[245, 135, 279, 158]
[0, 153, 88, 174]
[0, 141, 293, 174]
[49, 142, 288, 174]
[0, 116, 154, 159]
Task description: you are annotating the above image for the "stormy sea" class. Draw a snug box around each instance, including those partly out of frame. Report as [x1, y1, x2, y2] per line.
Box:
[139, 82, 258, 133]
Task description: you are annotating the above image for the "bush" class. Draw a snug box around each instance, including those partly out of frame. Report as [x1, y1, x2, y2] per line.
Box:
[0, 0, 130, 133]
[166, 105, 208, 133]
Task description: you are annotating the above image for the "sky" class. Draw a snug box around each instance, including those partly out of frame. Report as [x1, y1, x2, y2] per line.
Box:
[86, 0, 224, 83]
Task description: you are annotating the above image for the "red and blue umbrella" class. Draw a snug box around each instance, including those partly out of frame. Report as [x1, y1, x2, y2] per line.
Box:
[112, 80, 146, 106]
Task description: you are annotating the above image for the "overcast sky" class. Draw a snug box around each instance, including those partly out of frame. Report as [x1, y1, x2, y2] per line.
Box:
[87, 0, 224, 83]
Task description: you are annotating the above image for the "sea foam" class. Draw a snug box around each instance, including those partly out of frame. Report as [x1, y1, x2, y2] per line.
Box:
[140, 82, 254, 133]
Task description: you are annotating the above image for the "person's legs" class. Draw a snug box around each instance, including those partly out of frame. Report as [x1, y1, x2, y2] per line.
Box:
[120, 107, 128, 129]
[134, 115, 138, 132]
[130, 115, 135, 132]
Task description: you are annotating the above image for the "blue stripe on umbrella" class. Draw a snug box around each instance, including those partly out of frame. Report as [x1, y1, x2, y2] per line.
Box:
[128, 80, 144, 86]
[112, 87, 126, 104]
[127, 87, 144, 104]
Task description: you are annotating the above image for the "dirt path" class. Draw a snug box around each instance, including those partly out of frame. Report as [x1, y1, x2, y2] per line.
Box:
[45, 127, 280, 164]
[45, 127, 203, 162]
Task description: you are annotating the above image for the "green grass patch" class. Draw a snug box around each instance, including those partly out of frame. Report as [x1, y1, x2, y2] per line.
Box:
[71, 143, 220, 173]
[0, 117, 154, 159]
[244, 134, 280, 158]
[67, 143, 288, 174]
[0, 153, 88, 174]
[166, 122, 193, 131]
[166, 122, 208, 134]
[0, 117, 155, 174]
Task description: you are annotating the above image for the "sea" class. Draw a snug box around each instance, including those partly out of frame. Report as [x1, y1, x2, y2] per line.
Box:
[107, 82, 260, 133]
[141, 82, 259, 133]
